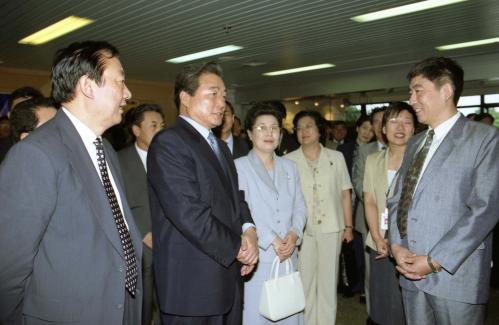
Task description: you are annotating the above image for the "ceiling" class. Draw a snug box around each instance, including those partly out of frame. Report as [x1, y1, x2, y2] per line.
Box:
[2, 0, 499, 102]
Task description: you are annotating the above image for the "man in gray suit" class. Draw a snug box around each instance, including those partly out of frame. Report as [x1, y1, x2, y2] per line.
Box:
[118, 103, 164, 325]
[389, 57, 499, 324]
[0, 41, 142, 324]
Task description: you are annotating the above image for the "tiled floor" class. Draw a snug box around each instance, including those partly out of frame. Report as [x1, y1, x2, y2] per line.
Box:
[336, 288, 499, 325]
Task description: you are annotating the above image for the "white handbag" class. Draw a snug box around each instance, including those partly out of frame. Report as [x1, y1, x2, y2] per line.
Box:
[259, 256, 306, 321]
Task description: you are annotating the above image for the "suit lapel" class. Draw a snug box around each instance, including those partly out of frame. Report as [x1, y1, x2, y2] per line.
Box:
[248, 149, 278, 194]
[56, 112, 125, 258]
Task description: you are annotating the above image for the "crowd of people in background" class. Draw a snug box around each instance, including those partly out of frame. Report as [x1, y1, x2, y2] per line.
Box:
[0, 41, 498, 325]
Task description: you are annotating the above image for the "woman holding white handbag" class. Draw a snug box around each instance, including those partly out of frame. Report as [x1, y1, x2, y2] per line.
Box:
[235, 102, 307, 325]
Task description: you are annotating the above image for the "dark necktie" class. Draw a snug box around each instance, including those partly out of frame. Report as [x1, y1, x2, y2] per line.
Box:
[397, 130, 435, 238]
[207, 132, 228, 175]
[94, 138, 138, 296]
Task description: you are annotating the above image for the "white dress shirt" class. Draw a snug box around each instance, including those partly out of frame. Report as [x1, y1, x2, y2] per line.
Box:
[62, 107, 128, 228]
[416, 112, 461, 188]
[135, 142, 148, 171]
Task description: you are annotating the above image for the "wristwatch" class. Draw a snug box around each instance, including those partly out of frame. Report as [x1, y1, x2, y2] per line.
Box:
[427, 255, 442, 273]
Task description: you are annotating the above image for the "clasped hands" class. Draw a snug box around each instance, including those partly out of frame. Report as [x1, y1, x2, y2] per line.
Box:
[272, 231, 298, 262]
[391, 243, 441, 280]
[237, 227, 259, 276]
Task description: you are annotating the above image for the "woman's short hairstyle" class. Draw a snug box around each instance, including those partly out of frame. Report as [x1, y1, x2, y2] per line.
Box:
[381, 101, 417, 143]
[244, 102, 283, 130]
[292, 110, 328, 144]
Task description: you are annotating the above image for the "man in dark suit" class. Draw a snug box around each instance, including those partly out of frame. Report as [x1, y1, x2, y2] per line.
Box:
[214, 100, 249, 159]
[389, 57, 499, 324]
[0, 41, 142, 324]
[118, 103, 164, 325]
[148, 61, 259, 325]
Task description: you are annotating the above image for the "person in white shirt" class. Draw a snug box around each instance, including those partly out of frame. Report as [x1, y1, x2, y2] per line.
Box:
[0, 40, 143, 324]
[118, 103, 164, 325]
[389, 56, 499, 325]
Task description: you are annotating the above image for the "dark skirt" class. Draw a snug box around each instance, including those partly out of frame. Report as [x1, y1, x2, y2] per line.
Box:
[368, 248, 406, 325]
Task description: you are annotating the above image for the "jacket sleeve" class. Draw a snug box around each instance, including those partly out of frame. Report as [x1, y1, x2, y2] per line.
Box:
[0, 143, 57, 322]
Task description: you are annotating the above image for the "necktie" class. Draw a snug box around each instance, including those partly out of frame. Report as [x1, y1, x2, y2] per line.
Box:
[396, 130, 435, 238]
[94, 138, 138, 296]
[207, 132, 228, 175]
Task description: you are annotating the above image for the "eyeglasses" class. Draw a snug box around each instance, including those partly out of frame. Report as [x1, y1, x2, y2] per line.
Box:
[294, 124, 316, 132]
[254, 125, 280, 135]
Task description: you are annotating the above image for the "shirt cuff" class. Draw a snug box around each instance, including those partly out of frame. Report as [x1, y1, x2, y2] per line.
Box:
[242, 223, 256, 233]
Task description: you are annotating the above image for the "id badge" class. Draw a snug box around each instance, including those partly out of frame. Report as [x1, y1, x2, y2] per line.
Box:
[380, 208, 388, 230]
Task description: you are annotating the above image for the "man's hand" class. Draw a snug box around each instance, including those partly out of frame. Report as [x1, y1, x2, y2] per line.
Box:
[240, 264, 255, 276]
[391, 243, 424, 280]
[374, 238, 388, 259]
[277, 231, 298, 261]
[143, 232, 153, 249]
[402, 255, 434, 279]
[237, 227, 258, 265]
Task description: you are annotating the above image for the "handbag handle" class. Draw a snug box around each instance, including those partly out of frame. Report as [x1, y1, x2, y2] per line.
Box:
[269, 256, 293, 280]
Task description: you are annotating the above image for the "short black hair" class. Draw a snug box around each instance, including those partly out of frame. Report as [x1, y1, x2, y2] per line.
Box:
[174, 61, 222, 110]
[381, 101, 417, 143]
[355, 115, 371, 128]
[51, 41, 119, 104]
[8, 86, 43, 110]
[262, 100, 287, 120]
[124, 103, 164, 137]
[293, 110, 328, 144]
[475, 112, 494, 124]
[244, 102, 283, 130]
[9, 98, 50, 142]
[407, 57, 464, 106]
[370, 107, 387, 124]
[333, 120, 347, 128]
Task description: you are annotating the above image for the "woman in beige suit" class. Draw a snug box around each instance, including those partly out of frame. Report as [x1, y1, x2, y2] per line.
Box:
[363, 102, 416, 325]
[286, 110, 353, 325]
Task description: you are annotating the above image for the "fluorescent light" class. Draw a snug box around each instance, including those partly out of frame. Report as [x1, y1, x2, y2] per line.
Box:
[436, 37, 499, 50]
[166, 45, 243, 63]
[19, 16, 94, 45]
[263, 64, 335, 76]
[351, 0, 467, 23]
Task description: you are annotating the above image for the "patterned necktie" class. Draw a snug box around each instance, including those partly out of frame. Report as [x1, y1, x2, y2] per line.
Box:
[207, 132, 228, 175]
[397, 130, 435, 238]
[94, 138, 138, 296]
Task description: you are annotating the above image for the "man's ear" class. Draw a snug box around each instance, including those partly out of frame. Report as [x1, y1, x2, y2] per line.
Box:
[132, 124, 141, 138]
[179, 91, 191, 110]
[441, 83, 454, 103]
[79, 75, 95, 99]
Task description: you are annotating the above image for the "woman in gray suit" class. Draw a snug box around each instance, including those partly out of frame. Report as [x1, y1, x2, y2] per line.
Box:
[235, 102, 307, 325]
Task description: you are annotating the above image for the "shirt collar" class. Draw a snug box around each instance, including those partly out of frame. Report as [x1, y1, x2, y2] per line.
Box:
[62, 107, 99, 146]
[134, 142, 148, 170]
[179, 115, 211, 140]
[430, 112, 461, 142]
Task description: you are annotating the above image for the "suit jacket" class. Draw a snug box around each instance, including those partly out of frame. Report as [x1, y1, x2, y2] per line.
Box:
[286, 145, 352, 234]
[232, 135, 249, 159]
[363, 149, 388, 250]
[118, 145, 151, 239]
[388, 116, 499, 304]
[337, 141, 357, 178]
[235, 150, 307, 262]
[147, 117, 254, 316]
[352, 141, 380, 234]
[0, 110, 143, 324]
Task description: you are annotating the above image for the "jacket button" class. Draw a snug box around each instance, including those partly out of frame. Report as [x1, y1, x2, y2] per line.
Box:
[118, 266, 124, 272]
[318, 220, 322, 224]
[117, 304, 123, 309]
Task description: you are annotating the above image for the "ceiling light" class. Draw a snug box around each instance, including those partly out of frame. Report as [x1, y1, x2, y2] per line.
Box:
[294, 101, 300, 105]
[263, 63, 335, 76]
[351, 0, 467, 23]
[436, 37, 499, 50]
[166, 45, 243, 64]
[314, 102, 320, 107]
[18, 16, 94, 45]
